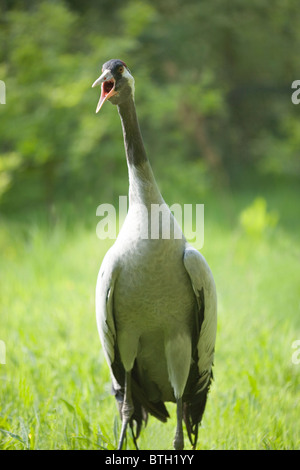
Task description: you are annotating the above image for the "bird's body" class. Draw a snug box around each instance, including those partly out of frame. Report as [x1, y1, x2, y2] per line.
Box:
[93, 60, 217, 450]
[98, 174, 195, 403]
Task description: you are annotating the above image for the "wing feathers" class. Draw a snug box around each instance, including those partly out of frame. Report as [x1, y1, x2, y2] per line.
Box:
[183, 244, 217, 447]
[95, 251, 119, 366]
[183, 244, 217, 377]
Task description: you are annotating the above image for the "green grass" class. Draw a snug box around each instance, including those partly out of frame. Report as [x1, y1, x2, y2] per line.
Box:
[1, 187, 300, 450]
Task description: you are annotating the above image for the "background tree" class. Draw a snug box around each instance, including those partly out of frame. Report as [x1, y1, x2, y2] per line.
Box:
[0, 0, 299, 217]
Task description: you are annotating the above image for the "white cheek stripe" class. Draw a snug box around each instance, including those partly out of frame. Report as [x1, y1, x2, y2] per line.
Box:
[123, 67, 135, 96]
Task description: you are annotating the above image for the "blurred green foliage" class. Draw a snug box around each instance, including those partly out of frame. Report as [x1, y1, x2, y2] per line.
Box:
[0, 0, 300, 216]
[239, 197, 279, 238]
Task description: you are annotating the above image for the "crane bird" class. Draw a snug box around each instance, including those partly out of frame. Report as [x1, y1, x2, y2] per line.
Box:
[93, 59, 217, 450]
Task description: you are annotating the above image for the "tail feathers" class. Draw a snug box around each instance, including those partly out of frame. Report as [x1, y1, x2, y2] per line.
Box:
[131, 377, 169, 425]
[183, 370, 213, 449]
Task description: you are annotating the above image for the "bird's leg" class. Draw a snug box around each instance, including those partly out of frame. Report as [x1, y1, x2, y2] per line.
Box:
[173, 397, 184, 450]
[118, 371, 134, 450]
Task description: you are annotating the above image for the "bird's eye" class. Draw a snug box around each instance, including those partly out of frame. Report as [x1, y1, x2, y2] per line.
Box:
[118, 65, 124, 74]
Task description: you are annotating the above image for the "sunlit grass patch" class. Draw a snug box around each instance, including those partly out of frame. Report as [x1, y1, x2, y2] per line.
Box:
[0, 193, 300, 449]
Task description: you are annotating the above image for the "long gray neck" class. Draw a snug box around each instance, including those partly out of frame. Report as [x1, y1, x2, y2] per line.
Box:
[117, 97, 147, 167]
[117, 97, 163, 206]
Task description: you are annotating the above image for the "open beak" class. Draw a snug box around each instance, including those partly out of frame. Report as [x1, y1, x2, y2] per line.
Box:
[92, 69, 118, 113]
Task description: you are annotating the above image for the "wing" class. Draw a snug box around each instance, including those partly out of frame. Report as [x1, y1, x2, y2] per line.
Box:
[95, 249, 121, 391]
[183, 243, 217, 388]
[183, 244, 217, 447]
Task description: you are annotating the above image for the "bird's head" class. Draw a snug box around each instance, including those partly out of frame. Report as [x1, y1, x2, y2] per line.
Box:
[92, 59, 135, 113]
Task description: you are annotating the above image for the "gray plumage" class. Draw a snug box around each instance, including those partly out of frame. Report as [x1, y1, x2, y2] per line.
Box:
[93, 59, 217, 450]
